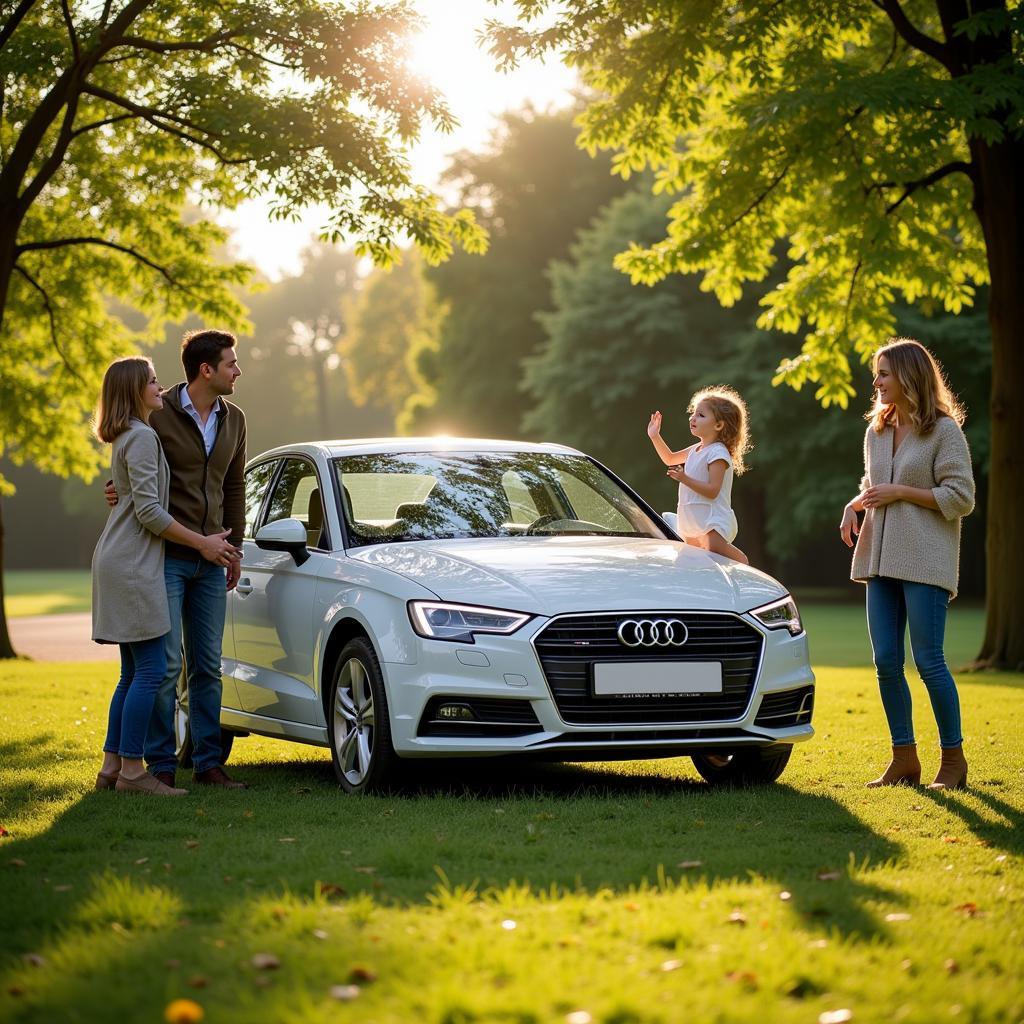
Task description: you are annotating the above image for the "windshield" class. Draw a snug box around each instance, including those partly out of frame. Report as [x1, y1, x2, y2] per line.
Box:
[334, 452, 668, 547]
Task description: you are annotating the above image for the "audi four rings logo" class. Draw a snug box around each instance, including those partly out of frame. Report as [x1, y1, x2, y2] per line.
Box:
[616, 619, 689, 647]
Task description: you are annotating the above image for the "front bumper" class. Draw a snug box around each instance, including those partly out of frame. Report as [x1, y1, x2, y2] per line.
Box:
[383, 611, 815, 758]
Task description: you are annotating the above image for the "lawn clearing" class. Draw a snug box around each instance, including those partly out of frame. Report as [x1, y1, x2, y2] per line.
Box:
[0, 608, 1021, 1024]
[4, 570, 91, 618]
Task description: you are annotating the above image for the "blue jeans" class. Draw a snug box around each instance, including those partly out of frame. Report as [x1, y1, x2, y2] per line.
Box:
[145, 555, 227, 775]
[866, 577, 963, 748]
[103, 636, 168, 759]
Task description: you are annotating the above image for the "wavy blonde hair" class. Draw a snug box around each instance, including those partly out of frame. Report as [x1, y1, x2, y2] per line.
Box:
[94, 357, 152, 443]
[867, 338, 965, 435]
[688, 385, 752, 475]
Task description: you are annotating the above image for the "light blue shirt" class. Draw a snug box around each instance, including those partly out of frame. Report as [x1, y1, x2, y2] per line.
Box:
[179, 385, 222, 456]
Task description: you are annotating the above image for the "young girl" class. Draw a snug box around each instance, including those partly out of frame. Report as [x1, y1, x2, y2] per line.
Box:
[647, 385, 751, 564]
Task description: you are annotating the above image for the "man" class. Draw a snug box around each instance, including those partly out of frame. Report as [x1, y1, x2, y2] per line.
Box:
[107, 329, 247, 788]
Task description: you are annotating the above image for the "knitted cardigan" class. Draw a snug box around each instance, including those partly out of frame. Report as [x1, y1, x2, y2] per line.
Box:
[850, 415, 975, 598]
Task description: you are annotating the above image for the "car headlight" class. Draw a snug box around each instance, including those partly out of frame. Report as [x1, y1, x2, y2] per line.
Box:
[750, 596, 803, 636]
[408, 601, 533, 643]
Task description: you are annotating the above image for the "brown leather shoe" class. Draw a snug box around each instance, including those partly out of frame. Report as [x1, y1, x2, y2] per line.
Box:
[927, 745, 968, 790]
[193, 766, 247, 789]
[866, 744, 921, 787]
[153, 771, 177, 788]
[115, 772, 188, 797]
[95, 770, 119, 791]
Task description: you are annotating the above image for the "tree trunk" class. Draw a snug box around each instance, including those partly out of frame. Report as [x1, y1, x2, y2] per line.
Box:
[972, 136, 1024, 670]
[0, 494, 19, 659]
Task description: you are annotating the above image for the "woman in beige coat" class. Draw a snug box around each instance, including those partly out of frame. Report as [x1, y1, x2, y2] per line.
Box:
[840, 339, 975, 790]
[92, 358, 238, 796]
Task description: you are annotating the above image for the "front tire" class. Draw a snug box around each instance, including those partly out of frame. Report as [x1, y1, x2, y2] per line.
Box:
[692, 745, 793, 786]
[175, 669, 236, 769]
[328, 637, 401, 794]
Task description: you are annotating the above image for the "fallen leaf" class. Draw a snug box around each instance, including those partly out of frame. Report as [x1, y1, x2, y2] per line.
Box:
[819, 1011, 853, 1024]
[278, 837, 295, 843]
[185, 841, 200, 850]
[353, 866, 376, 874]
[187, 975, 208, 989]
[251, 953, 280, 970]
[8, 985, 26, 997]
[944, 959, 960, 975]
[0, 826, 9, 837]
[164, 999, 204, 1024]
[955, 902, 981, 917]
[8, 858, 26, 868]
[165, 959, 182, 970]
[942, 836, 960, 844]
[348, 965, 377, 983]
[725, 970, 758, 990]
[318, 883, 346, 899]
[660, 959, 683, 972]
[779, 891, 792, 901]
[727, 910, 747, 926]
[330, 984, 360, 1001]
[995, 854, 1007, 863]
[23, 953, 45, 967]
[677, 860, 703, 870]
[213, 939, 226, 949]
[816, 870, 841, 881]
[135, 857, 149, 865]
[312, 929, 329, 941]
[501, 919, 517, 930]
[566, 1013, 592, 1024]
[623, 901, 640, 911]
[52, 884, 72, 892]
[243, 810, 254, 818]
[885, 913, 911, 922]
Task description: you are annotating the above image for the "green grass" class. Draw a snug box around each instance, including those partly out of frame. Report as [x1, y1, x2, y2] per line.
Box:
[4, 570, 91, 617]
[1, 606, 1022, 1024]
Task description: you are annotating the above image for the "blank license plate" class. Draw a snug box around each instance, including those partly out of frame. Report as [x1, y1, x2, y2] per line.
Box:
[593, 662, 722, 697]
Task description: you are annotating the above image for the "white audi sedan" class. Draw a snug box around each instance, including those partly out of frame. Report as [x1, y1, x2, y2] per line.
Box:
[177, 438, 815, 793]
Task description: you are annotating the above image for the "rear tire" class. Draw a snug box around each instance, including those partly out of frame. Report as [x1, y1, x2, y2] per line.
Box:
[327, 637, 402, 794]
[692, 745, 793, 786]
[175, 669, 237, 769]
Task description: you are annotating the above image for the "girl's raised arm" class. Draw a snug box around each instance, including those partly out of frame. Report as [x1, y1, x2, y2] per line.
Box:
[647, 411, 694, 465]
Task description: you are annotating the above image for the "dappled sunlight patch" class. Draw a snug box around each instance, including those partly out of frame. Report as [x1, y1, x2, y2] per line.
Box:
[73, 871, 183, 932]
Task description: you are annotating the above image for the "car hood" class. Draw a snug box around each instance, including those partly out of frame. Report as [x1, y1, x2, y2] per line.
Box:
[347, 536, 787, 616]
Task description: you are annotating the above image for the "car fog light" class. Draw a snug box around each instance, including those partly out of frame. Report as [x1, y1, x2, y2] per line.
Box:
[436, 703, 476, 721]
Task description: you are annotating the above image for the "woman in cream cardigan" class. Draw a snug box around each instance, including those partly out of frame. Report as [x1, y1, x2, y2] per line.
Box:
[92, 357, 238, 796]
[840, 338, 975, 790]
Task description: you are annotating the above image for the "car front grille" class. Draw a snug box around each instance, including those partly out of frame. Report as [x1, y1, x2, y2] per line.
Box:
[753, 685, 815, 728]
[532, 612, 764, 725]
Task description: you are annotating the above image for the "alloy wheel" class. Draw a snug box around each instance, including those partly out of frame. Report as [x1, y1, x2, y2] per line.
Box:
[333, 657, 376, 786]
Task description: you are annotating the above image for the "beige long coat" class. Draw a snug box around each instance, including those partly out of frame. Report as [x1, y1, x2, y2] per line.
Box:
[91, 419, 174, 643]
[850, 416, 975, 598]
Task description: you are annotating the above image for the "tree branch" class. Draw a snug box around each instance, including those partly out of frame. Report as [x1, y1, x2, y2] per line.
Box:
[11, 264, 84, 382]
[0, 0, 39, 51]
[720, 158, 793, 233]
[107, 30, 237, 55]
[884, 160, 973, 214]
[69, 112, 136, 139]
[870, 0, 960, 74]
[16, 236, 186, 289]
[60, 0, 79, 60]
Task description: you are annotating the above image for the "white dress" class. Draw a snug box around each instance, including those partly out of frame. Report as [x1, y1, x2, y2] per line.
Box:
[676, 441, 738, 542]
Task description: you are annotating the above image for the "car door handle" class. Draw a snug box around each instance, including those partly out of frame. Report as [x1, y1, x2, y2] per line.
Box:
[235, 578, 253, 595]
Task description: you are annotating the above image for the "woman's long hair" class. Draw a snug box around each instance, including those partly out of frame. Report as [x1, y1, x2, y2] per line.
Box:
[867, 338, 965, 435]
[688, 385, 752, 474]
[94, 357, 152, 443]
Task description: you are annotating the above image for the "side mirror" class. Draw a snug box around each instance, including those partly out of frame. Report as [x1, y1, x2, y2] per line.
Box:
[661, 511, 679, 536]
[255, 517, 310, 566]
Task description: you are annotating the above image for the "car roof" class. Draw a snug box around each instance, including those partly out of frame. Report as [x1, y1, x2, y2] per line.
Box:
[249, 437, 586, 462]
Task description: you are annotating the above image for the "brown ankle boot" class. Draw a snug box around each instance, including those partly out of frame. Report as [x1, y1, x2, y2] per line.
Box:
[927, 746, 968, 790]
[866, 744, 921, 787]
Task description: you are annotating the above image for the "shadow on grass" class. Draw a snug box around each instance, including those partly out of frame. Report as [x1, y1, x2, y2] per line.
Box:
[2, 752, 909, 975]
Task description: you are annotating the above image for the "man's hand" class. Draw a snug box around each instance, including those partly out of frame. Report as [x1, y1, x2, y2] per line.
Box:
[226, 555, 243, 592]
[104, 480, 118, 507]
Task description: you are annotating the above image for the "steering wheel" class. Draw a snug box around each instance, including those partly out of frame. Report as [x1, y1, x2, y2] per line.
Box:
[524, 514, 562, 535]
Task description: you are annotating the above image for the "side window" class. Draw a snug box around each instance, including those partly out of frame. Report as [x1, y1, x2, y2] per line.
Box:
[264, 458, 328, 549]
[243, 460, 279, 539]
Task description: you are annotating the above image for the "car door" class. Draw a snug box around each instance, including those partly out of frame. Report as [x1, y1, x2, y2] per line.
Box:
[232, 456, 328, 725]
